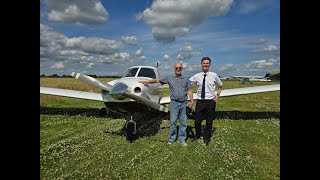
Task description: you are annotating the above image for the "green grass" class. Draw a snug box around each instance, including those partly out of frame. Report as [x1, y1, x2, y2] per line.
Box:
[40, 78, 280, 179]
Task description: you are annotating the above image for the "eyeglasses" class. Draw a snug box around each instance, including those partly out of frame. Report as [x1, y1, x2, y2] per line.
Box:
[175, 67, 182, 70]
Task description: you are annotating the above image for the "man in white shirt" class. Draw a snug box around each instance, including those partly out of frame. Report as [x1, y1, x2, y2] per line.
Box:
[189, 57, 223, 145]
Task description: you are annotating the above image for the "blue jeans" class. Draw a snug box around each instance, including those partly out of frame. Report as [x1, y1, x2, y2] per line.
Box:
[169, 100, 187, 143]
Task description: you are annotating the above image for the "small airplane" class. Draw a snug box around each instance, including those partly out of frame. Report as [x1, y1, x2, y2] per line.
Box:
[231, 75, 271, 84]
[40, 65, 280, 139]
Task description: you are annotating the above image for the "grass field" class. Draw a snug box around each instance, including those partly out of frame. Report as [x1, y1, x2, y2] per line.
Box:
[40, 78, 280, 179]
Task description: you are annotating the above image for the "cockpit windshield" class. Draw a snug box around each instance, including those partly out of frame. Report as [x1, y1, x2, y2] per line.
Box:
[124, 68, 139, 77]
[124, 67, 157, 78]
[138, 68, 156, 78]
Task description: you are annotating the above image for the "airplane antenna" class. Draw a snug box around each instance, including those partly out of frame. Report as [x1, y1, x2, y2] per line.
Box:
[156, 61, 159, 69]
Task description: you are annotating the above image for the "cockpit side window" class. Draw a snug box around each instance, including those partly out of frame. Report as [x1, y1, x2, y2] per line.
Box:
[124, 68, 138, 77]
[137, 68, 157, 78]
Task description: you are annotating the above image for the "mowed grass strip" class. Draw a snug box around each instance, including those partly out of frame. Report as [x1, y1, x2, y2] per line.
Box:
[40, 115, 279, 179]
[40, 78, 280, 179]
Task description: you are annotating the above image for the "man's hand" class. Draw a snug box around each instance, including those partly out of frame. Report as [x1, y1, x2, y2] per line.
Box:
[213, 95, 219, 102]
[139, 80, 148, 86]
[187, 101, 193, 108]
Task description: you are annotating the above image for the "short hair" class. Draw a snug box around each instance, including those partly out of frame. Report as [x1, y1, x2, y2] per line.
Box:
[201, 57, 211, 63]
[173, 63, 183, 67]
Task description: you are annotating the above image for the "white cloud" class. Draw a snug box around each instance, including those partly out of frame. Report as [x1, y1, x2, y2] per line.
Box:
[179, 46, 193, 52]
[245, 57, 280, 69]
[121, 36, 139, 45]
[135, 48, 144, 57]
[216, 57, 280, 76]
[176, 45, 201, 60]
[97, 53, 132, 64]
[64, 37, 123, 55]
[40, 24, 148, 75]
[251, 45, 279, 53]
[50, 62, 65, 69]
[86, 62, 95, 68]
[43, 0, 108, 25]
[163, 54, 171, 61]
[138, 0, 234, 43]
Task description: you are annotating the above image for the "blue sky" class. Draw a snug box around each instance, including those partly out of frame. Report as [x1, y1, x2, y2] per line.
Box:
[40, 0, 280, 77]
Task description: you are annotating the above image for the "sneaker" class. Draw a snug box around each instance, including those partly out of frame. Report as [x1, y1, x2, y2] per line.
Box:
[203, 139, 209, 146]
[167, 141, 173, 145]
[179, 142, 188, 147]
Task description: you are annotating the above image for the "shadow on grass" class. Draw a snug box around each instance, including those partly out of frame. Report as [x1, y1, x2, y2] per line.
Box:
[40, 106, 279, 142]
[40, 106, 280, 120]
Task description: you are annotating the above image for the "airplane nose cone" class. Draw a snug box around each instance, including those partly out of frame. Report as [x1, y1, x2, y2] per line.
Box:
[111, 82, 129, 94]
[110, 82, 129, 100]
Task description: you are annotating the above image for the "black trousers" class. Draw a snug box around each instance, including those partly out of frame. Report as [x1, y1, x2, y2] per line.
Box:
[194, 99, 216, 142]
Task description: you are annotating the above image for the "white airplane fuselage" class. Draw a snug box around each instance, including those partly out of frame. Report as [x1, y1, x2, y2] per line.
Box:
[99, 66, 164, 113]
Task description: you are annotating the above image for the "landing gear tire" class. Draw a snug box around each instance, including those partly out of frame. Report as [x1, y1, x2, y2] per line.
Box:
[99, 107, 109, 117]
[126, 116, 137, 142]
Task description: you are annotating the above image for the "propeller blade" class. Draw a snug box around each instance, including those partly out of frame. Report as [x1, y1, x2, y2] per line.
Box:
[71, 72, 112, 92]
[124, 92, 169, 112]
[110, 82, 168, 112]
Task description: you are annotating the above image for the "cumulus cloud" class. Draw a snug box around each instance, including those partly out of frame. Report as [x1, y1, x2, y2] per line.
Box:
[245, 57, 280, 69]
[97, 53, 132, 64]
[176, 45, 201, 60]
[135, 48, 144, 57]
[137, 0, 234, 43]
[50, 62, 65, 69]
[64, 37, 123, 55]
[163, 54, 171, 61]
[251, 45, 279, 53]
[40, 24, 143, 74]
[43, 0, 108, 25]
[86, 62, 95, 68]
[121, 36, 139, 45]
[216, 57, 280, 76]
[135, 48, 147, 60]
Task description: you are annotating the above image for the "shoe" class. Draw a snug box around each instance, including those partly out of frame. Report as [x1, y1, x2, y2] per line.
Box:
[203, 139, 209, 146]
[179, 142, 188, 147]
[167, 141, 173, 145]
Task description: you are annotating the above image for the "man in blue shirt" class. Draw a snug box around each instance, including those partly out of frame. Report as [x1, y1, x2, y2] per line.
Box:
[189, 57, 223, 145]
[139, 63, 194, 146]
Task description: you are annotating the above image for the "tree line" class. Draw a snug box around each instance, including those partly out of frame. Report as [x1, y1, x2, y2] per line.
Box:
[40, 74, 121, 78]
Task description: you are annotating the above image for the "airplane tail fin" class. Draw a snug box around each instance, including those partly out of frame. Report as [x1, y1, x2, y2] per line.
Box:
[71, 72, 112, 91]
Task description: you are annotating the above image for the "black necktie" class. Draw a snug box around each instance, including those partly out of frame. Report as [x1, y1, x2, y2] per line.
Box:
[201, 74, 207, 99]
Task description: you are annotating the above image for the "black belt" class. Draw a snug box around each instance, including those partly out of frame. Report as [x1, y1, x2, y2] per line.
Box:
[197, 99, 213, 102]
[171, 99, 187, 103]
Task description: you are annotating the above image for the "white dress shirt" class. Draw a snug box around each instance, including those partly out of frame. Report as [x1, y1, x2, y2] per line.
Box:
[189, 72, 223, 100]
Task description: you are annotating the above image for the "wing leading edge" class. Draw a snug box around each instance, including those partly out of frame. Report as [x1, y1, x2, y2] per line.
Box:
[40, 87, 103, 101]
[159, 84, 280, 104]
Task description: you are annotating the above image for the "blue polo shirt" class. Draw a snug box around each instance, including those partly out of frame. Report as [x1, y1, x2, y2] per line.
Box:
[159, 75, 191, 102]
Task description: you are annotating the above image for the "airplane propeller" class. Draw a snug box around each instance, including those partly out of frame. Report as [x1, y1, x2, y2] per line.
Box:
[110, 82, 169, 112]
[71, 72, 112, 92]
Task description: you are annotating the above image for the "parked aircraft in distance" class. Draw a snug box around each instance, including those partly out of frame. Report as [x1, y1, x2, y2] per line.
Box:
[231, 75, 271, 84]
[40, 65, 280, 136]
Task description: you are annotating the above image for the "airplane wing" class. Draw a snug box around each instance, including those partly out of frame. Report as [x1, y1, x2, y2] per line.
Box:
[159, 84, 280, 104]
[40, 87, 103, 101]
